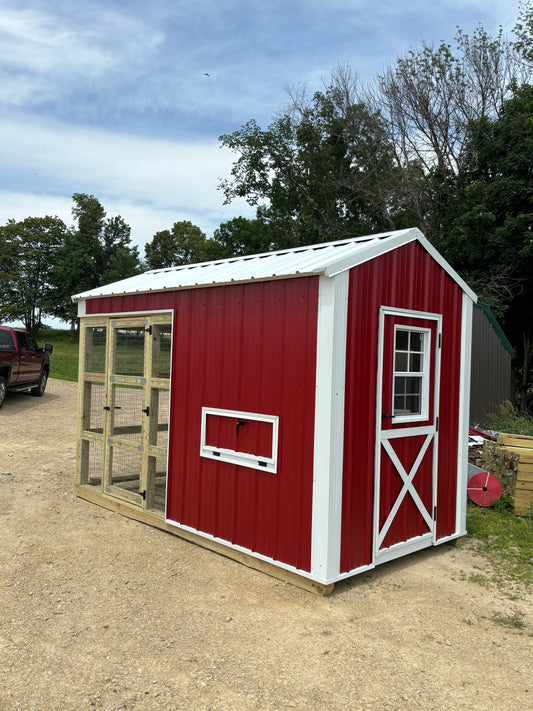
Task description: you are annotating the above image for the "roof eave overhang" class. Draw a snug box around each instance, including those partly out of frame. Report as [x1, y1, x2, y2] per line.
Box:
[324, 227, 477, 302]
[71, 269, 327, 303]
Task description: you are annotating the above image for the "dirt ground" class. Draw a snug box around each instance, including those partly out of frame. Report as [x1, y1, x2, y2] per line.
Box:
[1, 379, 532, 711]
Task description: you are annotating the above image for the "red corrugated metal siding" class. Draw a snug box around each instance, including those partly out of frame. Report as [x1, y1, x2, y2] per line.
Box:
[379, 436, 434, 548]
[205, 414, 274, 458]
[340, 241, 464, 572]
[86, 277, 319, 571]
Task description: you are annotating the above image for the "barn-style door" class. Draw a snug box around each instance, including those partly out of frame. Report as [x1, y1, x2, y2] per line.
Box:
[374, 307, 442, 564]
[77, 314, 172, 516]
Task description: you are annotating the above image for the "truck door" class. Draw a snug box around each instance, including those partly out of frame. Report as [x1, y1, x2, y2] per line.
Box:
[15, 331, 42, 383]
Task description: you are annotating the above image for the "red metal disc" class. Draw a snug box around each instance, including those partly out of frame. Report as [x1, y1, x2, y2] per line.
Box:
[467, 471, 502, 507]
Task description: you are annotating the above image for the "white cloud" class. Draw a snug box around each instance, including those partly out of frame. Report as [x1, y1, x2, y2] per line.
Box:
[0, 114, 255, 249]
[0, 3, 164, 109]
[1, 115, 232, 202]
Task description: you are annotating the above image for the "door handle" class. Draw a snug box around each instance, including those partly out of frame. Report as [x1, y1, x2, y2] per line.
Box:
[382, 413, 394, 418]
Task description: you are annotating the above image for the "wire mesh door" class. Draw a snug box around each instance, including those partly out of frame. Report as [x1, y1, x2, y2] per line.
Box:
[77, 314, 171, 516]
[104, 317, 171, 511]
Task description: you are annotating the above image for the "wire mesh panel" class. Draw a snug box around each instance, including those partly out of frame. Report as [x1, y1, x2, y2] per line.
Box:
[107, 448, 143, 499]
[111, 385, 144, 442]
[114, 327, 146, 376]
[84, 326, 106, 374]
[152, 325, 172, 378]
[146, 455, 168, 514]
[84, 382, 105, 434]
[79, 439, 104, 487]
[147, 387, 169, 449]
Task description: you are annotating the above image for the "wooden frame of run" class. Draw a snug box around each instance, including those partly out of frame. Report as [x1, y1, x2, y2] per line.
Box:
[75, 313, 172, 515]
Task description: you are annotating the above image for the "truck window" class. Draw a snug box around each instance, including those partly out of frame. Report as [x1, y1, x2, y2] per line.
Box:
[26, 334, 39, 352]
[0, 330, 15, 351]
[15, 331, 30, 351]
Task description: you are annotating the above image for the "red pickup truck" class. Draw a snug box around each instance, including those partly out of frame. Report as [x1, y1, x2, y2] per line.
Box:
[0, 325, 53, 409]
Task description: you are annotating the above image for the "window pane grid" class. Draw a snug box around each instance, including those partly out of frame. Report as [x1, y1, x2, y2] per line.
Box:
[393, 328, 428, 417]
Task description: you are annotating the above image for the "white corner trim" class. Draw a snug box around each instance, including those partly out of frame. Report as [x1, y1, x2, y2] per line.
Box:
[310, 271, 349, 582]
[456, 293, 474, 536]
[77, 299, 87, 317]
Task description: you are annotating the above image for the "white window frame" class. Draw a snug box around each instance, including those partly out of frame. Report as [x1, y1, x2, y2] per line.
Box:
[200, 407, 279, 474]
[392, 325, 431, 424]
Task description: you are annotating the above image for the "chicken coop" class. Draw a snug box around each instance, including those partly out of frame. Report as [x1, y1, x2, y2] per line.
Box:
[72, 228, 476, 594]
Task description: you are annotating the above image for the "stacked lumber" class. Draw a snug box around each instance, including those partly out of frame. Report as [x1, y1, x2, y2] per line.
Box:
[481, 433, 533, 515]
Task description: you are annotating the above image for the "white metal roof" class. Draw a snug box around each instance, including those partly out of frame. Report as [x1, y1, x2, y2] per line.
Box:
[71, 227, 477, 303]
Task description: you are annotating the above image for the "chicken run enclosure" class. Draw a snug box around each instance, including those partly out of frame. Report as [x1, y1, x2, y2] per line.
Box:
[74, 229, 476, 594]
[78, 316, 171, 515]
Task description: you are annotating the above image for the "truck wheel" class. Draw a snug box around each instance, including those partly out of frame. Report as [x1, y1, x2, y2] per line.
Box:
[31, 370, 48, 397]
[0, 376, 6, 408]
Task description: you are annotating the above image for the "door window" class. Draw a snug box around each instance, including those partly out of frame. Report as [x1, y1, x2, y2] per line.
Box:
[392, 327, 430, 421]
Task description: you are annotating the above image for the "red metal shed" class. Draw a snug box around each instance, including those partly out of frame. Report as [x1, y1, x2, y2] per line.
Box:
[73, 228, 476, 593]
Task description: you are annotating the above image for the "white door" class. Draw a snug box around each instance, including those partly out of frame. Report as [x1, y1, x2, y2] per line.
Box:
[374, 307, 442, 564]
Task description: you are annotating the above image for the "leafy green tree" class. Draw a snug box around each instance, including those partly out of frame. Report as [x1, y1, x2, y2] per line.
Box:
[444, 85, 533, 410]
[144, 221, 212, 268]
[514, 1, 533, 67]
[371, 24, 529, 240]
[219, 71, 408, 247]
[52, 194, 140, 328]
[100, 216, 141, 284]
[0, 216, 69, 333]
[211, 217, 274, 257]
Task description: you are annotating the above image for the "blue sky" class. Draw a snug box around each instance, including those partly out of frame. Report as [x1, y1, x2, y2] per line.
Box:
[0, 0, 523, 255]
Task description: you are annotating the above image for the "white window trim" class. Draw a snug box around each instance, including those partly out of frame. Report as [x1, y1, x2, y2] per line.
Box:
[200, 407, 279, 474]
[392, 325, 431, 424]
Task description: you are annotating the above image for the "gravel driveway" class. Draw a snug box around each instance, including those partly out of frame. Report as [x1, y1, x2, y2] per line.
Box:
[1, 379, 531, 710]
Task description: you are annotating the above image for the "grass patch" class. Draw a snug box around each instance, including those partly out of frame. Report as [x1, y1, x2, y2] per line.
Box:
[487, 400, 533, 436]
[491, 609, 527, 629]
[466, 501, 533, 589]
[36, 329, 79, 382]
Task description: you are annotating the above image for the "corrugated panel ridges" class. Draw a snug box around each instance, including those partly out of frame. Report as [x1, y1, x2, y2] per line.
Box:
[470, 305, 513, 426]
[94, 278, 320, 571]
[341, 241, 464, 572]
[167, 277, 319, 570]
[74, 230, 419, 301]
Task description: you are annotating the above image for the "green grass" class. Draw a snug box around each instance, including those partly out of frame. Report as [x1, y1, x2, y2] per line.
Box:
[491, 609, 527, 629]
[37, 328, 79, 382]
[466, 500, 533, 590]
[487, 400, 533, 436]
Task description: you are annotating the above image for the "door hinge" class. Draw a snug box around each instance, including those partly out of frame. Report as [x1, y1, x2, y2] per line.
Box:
[142, 406, 150, 416]
[145, 325, 152, 335]
[433, 505, 437, 521]
[140, 490, 146, 500]
[436, 417, 439, 432]
[438, 332, 442, 348]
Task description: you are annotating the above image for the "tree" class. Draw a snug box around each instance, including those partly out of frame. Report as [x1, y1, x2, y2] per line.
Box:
[100, 216, 141, 284]
[219, 69, 410, 248]
[52, 194, 140, 328]
[211, 217, 274, 257]
[444, 85, 533, 410]
[0, 216, 69, 333]
[514, 1, 533, 68]
[144, 221, 212, 268]
[369, 24, 529, 240]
